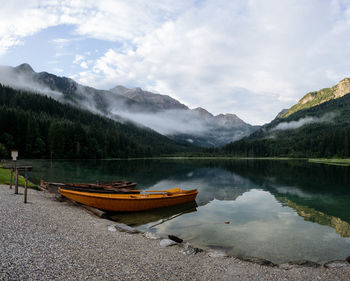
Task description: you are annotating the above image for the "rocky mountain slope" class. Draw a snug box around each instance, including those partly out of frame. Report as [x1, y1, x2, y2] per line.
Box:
[223, 78, 350, 157]
[0, 63, 259, 147]
[282, 78, 350, 118]
[110, 85, 188, 111]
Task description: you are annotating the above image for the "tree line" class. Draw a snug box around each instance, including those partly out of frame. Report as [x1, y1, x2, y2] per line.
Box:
[221, 94, 350, 158]
[0, 84, 191, 159]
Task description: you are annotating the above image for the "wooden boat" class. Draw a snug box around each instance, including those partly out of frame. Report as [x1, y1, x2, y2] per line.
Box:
[41, 180, 137, 191]
[59, 185, 140, 194]
[58, 187, 198, 212]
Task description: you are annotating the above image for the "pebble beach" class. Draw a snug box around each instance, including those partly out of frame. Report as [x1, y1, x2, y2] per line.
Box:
[1, 185, 349, 281]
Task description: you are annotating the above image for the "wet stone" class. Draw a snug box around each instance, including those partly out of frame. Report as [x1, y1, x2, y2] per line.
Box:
[143, 232, 160, 240]
[279, 260, 320, 269]
[207, 250, 228, 258]
[160, 239, 178, 247]
[180, 243, 203, 255]
[168, 235, 183, 243]
[324, 260, 350, 268]
[114, 223, 141, 234]
[289, 260, 321, 268]
[107, 225, 116, 232]
[241, 257, 276, 267]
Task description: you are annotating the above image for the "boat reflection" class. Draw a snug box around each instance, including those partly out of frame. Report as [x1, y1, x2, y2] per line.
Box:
[107, 200, 198, 227]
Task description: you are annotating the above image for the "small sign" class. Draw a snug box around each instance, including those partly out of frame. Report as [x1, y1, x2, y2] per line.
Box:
[11, 150, 18, 161]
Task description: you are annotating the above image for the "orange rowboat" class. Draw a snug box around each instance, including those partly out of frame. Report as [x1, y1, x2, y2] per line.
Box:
[58, 187, 198, 212]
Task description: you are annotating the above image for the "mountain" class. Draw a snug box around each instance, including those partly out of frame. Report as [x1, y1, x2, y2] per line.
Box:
[110, 85, 188, 111]
[110, 85, 259, 146]
[0, 84, 194, 159]
[282, 78, 350, 118]
[0, 63, 258, 146]
[171, 110, 259, 147]
[0, 63, 138, 114]
[222, 78, 350, 158]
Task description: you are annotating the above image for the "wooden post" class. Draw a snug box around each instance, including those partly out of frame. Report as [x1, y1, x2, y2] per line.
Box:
[24, 168, 28, 203]
[11, 150, 19, 193]
[9, 168, 13, 189]
[14, 161, 18, 194]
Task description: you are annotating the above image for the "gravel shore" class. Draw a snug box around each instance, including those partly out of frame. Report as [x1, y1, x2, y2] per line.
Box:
[1, 185, 349, 281]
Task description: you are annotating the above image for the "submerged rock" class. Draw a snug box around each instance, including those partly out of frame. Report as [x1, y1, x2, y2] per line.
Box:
[207, 250, 228, 258]
[180, 243, 203, 255]
[289, 260, 321, 268]
[114, 223, 141, 234]
[279, 260, 320, 269]
[168, 235, 183, 243]
[160, 239, 178, 247]
[241, 257, 275, 267]
[143, 232, 160, 240]
[324, 260, 350, 268]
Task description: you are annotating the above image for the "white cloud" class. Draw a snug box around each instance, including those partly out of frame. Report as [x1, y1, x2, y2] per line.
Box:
[73, 54, 84, 64]
[271, 112, 338, 131]
[71, 0, 350, 124]
[80, 61, 88, 69]
[0, 36, 23, 56]
[2, 0, 350, 124]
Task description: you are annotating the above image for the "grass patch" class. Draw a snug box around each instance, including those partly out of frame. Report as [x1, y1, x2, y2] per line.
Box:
[0, 167, 37, 188]
[308, 158, 350, 166]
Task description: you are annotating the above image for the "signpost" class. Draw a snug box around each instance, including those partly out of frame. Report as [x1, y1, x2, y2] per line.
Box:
[11, 150, 18, 194]
[24, 167, 28, 203]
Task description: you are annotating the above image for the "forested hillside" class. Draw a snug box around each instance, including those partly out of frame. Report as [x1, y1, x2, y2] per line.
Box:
[0, 84, 193, 159]
[222, 93, 350, 158]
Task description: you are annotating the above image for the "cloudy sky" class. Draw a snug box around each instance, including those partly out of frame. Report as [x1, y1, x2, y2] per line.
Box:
[1, 0, 350, 124]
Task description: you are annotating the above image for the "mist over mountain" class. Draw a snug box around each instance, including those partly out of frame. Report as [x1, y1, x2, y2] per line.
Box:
[223, 78, 350, 157]
[0, 63, 259, 146]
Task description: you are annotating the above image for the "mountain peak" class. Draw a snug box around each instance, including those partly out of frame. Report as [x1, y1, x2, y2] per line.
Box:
[114, 86, 189, 111]
[214, 113, 246, 127]
[110, 85, 130, 95]
[192, 107, 214, 117]
[282, 77, 350, 118]
[334, 77, 350, 98]
[15, 63, 34, 73]
[133, 87, 143, 92]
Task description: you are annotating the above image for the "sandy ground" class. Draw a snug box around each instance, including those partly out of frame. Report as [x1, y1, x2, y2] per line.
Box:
[0, 185, 349, 281]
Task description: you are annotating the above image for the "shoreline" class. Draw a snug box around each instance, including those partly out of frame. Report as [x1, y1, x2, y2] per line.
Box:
[13, 157, 350, 166]
[1, 185, 349, 280]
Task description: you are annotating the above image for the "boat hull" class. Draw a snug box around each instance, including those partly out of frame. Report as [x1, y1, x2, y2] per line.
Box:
[59, 188, 198, 212]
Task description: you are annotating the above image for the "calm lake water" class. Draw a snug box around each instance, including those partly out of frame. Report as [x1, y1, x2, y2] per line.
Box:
[18, 158, 350, 264]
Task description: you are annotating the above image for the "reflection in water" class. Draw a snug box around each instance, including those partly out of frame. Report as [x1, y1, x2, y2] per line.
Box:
[20, 158, 350, 263]
[149, 168, 250, 206]
[108, 201, 197, 227]
[150, 189, 350, 263]
[278, 197, 350, 237]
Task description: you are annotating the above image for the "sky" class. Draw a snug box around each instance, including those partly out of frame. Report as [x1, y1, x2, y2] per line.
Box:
[1, 0, 350, 125]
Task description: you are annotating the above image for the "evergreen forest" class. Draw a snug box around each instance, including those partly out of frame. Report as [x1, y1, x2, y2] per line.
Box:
[221, 94, 350, 158]
[0, 84, 193, 159]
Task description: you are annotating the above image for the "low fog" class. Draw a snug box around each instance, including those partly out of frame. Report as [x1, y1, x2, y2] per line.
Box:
[0, 64, 251, 145]
[271, 112, 337, 131]
[111, 109, 212, 136]
[0, 66, 63, 99]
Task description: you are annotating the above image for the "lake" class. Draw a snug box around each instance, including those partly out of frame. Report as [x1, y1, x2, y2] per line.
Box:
[18, 158, 350, 264]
